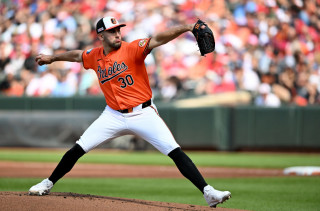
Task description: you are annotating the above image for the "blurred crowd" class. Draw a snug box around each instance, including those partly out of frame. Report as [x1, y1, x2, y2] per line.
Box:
[0, 0, 320, 106]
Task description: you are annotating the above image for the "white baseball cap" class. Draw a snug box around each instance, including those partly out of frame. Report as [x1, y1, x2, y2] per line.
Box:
[96, 16, 126, 33]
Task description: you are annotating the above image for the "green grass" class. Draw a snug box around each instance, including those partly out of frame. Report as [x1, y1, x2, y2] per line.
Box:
[0, 148, 319, 168]
[1, 177, 319, 211]
[1, 148, 320, 210]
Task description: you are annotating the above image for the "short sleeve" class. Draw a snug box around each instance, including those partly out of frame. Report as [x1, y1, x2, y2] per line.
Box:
[129, 38, 152, 61]
[82, 48, 98, 70]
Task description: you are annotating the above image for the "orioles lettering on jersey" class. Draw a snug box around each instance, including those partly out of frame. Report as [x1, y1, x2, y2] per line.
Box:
[97, 61, 128, 84]
[81, 38, 153, 110]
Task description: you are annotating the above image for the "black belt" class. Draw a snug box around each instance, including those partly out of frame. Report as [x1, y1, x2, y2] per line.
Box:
[117, 99, 151, 113]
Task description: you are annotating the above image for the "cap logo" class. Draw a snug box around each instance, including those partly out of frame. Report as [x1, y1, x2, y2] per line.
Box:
[111, 18, 117, 24]
[97, 27, 104, 33]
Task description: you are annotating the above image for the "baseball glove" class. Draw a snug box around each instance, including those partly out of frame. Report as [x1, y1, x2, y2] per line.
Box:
[192, 19, 215, 56]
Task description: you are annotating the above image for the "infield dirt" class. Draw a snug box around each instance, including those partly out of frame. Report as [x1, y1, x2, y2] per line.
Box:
[0, 161, 283, 178]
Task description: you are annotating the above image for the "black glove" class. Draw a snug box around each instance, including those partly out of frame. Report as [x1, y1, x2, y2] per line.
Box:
[192, 19, 215, 56]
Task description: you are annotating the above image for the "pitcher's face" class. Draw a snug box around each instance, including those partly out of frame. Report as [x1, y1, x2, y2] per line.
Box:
[99, 27, 122, 49]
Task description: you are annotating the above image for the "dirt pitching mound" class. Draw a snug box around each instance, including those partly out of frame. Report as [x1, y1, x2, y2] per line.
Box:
[0, 192, 242, 211]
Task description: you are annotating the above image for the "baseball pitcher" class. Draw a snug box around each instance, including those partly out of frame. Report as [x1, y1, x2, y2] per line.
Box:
[29, 17, 230, 207]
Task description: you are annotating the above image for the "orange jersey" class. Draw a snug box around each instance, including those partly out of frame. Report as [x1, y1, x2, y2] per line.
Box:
[82, 38, 152, 110]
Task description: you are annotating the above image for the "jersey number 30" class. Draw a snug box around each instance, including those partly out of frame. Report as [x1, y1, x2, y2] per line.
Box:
[118, 75, 134, 88]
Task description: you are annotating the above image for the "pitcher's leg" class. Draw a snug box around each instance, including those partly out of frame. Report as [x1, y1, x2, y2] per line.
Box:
[127, 106, 179, 155]
[127, 107, 207, 192]
[49, 144, 85, 184]
[127, 106, 231, 207]
[168, 147, 207, 193]
[50, 109, 123, 184]
[29, 107, 126, 195]
[28, 144, 85, 195]
[76, 108, 126, 152]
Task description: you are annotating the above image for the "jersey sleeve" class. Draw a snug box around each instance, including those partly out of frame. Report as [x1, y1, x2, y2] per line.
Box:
[82, 48, 98, 70]
[128, 38, 152, 61]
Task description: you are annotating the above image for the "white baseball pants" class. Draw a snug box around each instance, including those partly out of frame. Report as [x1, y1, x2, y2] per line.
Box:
[76, 103, 180, 155]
